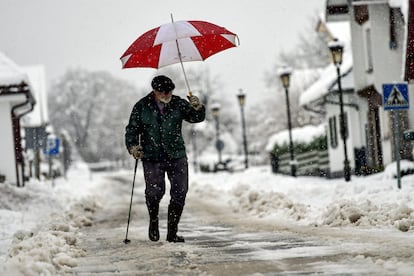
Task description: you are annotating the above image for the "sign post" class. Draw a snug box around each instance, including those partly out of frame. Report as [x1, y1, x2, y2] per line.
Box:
[44, 137, 60, 186]
[24, 126, 47, 180]
[382, 83, 410, 189]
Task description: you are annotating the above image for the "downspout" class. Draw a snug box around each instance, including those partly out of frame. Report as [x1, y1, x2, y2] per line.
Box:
[323, 99, 360, 110]
[323, 87, 360, 111]
[303, 104, 327, 115]
[10, 82, 36, 187]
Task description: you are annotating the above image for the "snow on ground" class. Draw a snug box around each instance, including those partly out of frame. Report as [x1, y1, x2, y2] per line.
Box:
[190, 164, 414, 232]
[0, 162, 102, 275]
[1, 160, 414, 275]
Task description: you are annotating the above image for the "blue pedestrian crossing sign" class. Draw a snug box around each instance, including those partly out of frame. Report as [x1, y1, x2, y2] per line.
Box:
[44, 138, 60, 156]
[382, 83, 409, 110]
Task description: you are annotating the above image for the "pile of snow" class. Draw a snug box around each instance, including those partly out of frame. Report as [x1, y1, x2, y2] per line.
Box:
[0, 161, 102, 275]
[190, 162, 414, 232]
[382, 159, 414, 179]
[4, 198, 97, 275]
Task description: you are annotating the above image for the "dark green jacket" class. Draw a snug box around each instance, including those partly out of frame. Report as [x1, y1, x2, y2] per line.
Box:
[125, 92, 205, 161]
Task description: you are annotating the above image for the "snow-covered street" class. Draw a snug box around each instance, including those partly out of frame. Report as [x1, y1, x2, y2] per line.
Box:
[1, 162, 414, 275]
[72, 172, 414, 275]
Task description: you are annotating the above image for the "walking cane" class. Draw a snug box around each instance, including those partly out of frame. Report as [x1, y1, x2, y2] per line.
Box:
[123, 158, 138, 244]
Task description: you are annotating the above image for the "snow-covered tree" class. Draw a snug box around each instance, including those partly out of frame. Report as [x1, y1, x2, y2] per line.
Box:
[156, 66, 239, 156]
[263, 17, 329, 130]
[48, 68, 144, 163]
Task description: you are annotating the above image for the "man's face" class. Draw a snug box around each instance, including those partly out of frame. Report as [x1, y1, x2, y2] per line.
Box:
[154, 89, 173, 103]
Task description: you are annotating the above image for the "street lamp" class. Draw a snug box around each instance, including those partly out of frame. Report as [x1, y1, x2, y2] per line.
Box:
[278, 66, 296, 177]
[237, 89, 249, 169]
[211, 103, 223, 166]
[328, 39, 351, 182]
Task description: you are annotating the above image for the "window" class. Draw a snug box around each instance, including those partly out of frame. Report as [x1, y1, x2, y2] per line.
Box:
[354, 4, 369, 25]
[364, 28, 374, 72]
[329, 116, 338, 148]
[389, 8, 398, 49]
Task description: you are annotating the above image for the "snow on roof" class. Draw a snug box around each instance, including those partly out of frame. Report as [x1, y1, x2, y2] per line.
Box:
[325, 21, 351, 45]
[0, 51, 28, 86]
[299, 19, 353, 106]
[299, 56, 353, 106]
[388, 0, 408, 12]
[265, 123, 326, 152]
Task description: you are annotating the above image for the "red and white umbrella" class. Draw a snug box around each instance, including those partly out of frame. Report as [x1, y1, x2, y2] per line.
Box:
[120, 16, 239, 94]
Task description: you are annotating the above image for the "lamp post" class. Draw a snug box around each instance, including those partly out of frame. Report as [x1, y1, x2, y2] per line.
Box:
[237, 89, 249, 169]
[328, 39, 351, 182]
[278, 66, 296, 177]
[211, 103, 223, 166]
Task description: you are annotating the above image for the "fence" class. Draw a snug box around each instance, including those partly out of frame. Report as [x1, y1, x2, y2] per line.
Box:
[274, 149, 330, 177]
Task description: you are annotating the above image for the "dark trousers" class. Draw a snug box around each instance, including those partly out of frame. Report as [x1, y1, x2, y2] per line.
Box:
[142, 157, 188, 208]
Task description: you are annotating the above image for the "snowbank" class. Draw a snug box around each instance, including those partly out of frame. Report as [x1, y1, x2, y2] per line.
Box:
[190, 163, 414, 232]
[0, 162, 103, 275]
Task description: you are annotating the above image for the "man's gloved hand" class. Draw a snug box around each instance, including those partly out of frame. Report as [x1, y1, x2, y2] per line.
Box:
[187, 95, 203, 111]
[129, 145, 143, 159]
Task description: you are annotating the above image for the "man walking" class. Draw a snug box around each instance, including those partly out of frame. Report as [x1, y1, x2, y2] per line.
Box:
[125, 75, 205, 243]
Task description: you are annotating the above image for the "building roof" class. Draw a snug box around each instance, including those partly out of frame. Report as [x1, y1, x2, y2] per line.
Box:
[0, 51, 28, 86]
[300, 57, 353, 106]
[21, 65, 48, 127]
[300, 18, 352, 106]
[0, 51, 35, 117]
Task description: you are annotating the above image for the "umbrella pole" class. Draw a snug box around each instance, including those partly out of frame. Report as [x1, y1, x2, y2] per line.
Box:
[178, 52, 192, 96]
[171, 13, 192, 96]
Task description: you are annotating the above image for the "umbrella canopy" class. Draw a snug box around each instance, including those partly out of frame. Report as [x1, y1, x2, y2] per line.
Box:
[120, 20, 238, 69]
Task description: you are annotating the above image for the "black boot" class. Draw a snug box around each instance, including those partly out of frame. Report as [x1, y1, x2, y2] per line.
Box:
[166, 203, 185, 243]
[149, 218, 159, 242]
[146, 202, 159, 242]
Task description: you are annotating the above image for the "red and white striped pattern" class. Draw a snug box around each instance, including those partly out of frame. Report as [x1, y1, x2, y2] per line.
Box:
[121, 20, 238, 69]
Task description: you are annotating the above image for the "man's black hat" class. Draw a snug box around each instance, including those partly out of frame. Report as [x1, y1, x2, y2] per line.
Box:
[151, 75, 175, 92]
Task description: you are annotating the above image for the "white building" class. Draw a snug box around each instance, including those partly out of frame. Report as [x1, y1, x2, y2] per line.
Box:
[21, 65, 48, 128]
[405, 0, 414, 130]
[0, 52, 35, 186]
[20, 65, 50, 180]
[301, 0, 413, 177]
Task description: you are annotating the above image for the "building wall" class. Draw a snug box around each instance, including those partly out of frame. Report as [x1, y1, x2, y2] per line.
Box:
[349, 2, 408, 166]
[369, 4, 408, 163]
[349, 11, 370, 91]
[350, 4, 405, 90]
[379, 108, 393, 165]
[349, 92, 367, 149]
[408, 83, 414, 158]
[22, 65, 48, 126]
[409, 83, 414, 130]
[326, 93, 360, 175]
[370, 4, 405, 89]
[0, 100, 16, 183]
